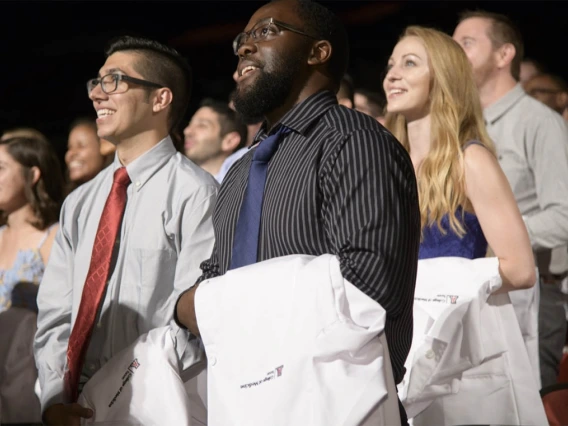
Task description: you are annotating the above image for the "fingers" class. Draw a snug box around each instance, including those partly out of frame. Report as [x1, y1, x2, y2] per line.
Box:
[67, 403, 94, 418]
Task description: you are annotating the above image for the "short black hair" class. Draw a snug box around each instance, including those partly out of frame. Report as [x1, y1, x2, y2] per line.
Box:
[199, 98, 248, 152]
[294, 0, 349, 89]
[69, 116, 97, 135]
[105, 35, 192, 133]
[355, 89, 386, 117]
[337, 74, 354, 105]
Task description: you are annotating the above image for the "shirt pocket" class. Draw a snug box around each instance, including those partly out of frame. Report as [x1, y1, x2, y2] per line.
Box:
[133, 248, 178, 332]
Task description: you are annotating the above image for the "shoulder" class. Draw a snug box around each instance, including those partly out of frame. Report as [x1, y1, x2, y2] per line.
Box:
[63, 166, 113, 211]
[320, 106, 406, 155]
[517, 94, 567, 128]
[167, 153, 219, 199]
[463, 142, 498, 171]
[322, 105, 390, 138]
[462, 143, 503, 189]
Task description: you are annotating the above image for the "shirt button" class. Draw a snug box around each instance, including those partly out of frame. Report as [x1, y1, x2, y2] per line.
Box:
[210, 356, 217, 366]
[135, 181, 141, 187]
[425, 349, 435, 360]
[87, 362, 97, 371]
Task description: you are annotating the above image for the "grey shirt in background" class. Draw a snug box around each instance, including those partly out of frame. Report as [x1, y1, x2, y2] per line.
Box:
[484, 84, 568, 259]
[34, 137, 218, 411]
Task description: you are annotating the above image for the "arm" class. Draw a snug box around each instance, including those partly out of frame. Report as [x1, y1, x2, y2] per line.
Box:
[321, 129, 421, 317]
[33, 199, 74, 412]
[170, 184, 217, 371]
[174, 244, 220, 337]
[524, 115, 568, 250]
[464, 144, 536, 291]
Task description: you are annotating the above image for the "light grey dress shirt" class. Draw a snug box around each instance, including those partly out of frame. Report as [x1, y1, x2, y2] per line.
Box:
[34, 137, 218, 411]
[484, 84, 568, 254]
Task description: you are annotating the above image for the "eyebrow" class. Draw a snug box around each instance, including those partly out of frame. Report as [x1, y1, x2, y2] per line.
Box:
[193, 118, 215, 125]
[97, 67, 125, 78]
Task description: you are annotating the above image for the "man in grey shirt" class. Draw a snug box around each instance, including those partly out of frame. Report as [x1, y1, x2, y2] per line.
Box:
[454, 11, 568, 388]
[34, 36, 217, 424]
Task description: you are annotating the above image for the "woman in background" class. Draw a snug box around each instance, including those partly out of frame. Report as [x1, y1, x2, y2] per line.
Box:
[0, 135, 64, 312]
[65, 117, 114, 191]
[383, 26, 535, 292]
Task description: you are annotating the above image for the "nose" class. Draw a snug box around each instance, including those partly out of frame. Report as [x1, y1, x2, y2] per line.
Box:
[183, 124, 192, 138]
[237, 36, 257, 58]
[384, 66, 401, 83]
[88, 81, 107, 102]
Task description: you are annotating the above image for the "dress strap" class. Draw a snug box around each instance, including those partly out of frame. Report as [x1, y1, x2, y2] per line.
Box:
[37, 223, 57, 249]
[463, 140, 484, 150]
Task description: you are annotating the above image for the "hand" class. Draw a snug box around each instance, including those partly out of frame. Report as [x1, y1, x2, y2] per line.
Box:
[176, 284, 200, 336]
[43, 403, 93, 426]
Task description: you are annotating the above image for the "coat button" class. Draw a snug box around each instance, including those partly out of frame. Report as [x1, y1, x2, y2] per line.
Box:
[210, 356, 217, 366]
[425, 350, 435, 360]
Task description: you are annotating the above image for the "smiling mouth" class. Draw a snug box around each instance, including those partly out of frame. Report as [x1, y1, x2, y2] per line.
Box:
[97, 108, 115, 118]
[238, 66, 260, 82]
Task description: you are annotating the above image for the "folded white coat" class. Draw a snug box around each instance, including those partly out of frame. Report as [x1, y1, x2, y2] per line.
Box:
[196, 254, 400, 426]
[400, 256, 547, 426]
[78, 326, 196, 425]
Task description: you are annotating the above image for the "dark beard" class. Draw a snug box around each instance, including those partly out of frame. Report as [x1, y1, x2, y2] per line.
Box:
[232, 54, 303, 123]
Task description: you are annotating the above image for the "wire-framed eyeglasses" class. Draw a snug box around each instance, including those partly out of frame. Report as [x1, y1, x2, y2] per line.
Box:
[86, 73, 163, 95]
[233, 17, 318, 56]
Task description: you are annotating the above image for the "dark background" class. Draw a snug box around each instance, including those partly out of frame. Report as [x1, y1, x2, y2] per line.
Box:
[1, 1, 566, 159]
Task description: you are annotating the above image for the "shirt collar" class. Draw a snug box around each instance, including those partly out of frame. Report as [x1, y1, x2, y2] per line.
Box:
[112, 136, 176, 192]
[255, 90, 338, 142]
[484, 83, 526, 125]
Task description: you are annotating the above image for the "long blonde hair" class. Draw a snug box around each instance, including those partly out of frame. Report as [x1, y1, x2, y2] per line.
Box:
[384, 26, 495, 236]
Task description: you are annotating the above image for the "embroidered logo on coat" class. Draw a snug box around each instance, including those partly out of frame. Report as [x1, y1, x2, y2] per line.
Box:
[108, 358, 141, 407]
[240, 365, 285, 389]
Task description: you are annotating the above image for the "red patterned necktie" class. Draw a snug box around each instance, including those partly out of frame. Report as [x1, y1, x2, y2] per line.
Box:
[64, 167, 130, 402]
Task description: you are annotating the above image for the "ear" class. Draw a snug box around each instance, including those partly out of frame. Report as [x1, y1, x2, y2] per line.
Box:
[30, 166, 41, 185]
[221, 131, 241, 154]
[152, 87, 173, 113]
[557, 91, 568, 110]
[495, 43, 516, 70]
[307, 40, 332, 66]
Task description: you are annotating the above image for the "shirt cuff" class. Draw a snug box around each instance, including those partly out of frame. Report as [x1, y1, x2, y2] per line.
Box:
[39, 374, 66, 417]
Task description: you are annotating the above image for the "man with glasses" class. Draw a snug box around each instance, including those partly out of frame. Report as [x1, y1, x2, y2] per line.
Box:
[175, 0, 420, 423]
[34, 35, 217, 424]
[524, 73, 568, 119]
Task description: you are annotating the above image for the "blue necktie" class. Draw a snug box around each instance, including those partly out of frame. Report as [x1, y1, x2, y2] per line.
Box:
[229, 125, 290, 270]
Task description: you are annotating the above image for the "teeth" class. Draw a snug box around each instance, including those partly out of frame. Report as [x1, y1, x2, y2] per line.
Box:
[389, 89, 405, 95]
[69, 161, 83, 169]
[241, 65, 257, 76]
[97, 109, 115, 117]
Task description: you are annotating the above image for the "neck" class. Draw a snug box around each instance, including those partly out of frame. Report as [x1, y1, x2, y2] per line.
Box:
[479, 73, 517, 109]
[5, 203, 37, 230]
[199, 155, 226, 177]
[115, 128, 168, 166]
[264, 79, 333, 131]
[407, 114, 432, 172]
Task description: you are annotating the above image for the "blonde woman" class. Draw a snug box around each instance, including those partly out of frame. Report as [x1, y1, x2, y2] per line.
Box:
[383, 26, 535, 293]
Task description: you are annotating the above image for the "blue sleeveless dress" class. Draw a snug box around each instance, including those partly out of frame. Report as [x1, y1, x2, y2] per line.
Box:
[419, 208, 487, 259]
[0, 225, 54, 312]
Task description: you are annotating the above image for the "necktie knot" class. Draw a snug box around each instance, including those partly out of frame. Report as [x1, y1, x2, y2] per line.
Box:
[253, 125, 290, 163]
[113, 167, 131, 187]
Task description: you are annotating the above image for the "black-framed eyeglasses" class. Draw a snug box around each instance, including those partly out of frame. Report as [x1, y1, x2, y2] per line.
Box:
[233, 17, 318, 56]
[86, 73, 163, 95]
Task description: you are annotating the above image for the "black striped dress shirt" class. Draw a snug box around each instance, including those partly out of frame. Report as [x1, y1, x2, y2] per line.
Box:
[198, 90, 420, 384]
